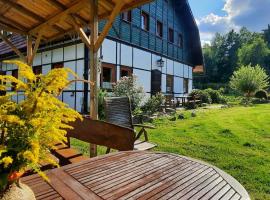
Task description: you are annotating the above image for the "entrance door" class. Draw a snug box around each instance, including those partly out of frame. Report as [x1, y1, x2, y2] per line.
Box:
[151, 69, 162, 95]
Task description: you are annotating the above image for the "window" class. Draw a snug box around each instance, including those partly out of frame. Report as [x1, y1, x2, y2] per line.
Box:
[0, 71, 6, 96]
[168, 28, 174, 43]
[52, 62, 63, 69]
[120, 66, 132, 78]
[33, 66, 42, 75]
[141, 11, 149, 31]
[11, 69, 18, 91]
[101, 63, 116, 90]
[178, 34, 183, 48]
[184, 78, 189, 94]
[156, 21, 163, 38]
[166, 75, 174, 93]
[122, 11, 132, 22]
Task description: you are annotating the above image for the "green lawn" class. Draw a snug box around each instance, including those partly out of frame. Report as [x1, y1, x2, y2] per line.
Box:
[71, 104, 270, 200]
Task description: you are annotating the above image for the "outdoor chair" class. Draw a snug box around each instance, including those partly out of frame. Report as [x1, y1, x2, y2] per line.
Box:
[104, 96, 157, 152]
[52, 116, 135, 165]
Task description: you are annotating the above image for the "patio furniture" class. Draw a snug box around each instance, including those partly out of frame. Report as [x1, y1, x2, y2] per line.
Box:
[22, 151, 250, 200]
[52, 116, 135, 165]
[104, 97, 156, 151]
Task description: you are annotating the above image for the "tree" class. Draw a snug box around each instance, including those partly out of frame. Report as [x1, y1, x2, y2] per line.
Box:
[112, 75, 144, 111]
[238, 36, 270, 73]
[229, 64, 269, 99]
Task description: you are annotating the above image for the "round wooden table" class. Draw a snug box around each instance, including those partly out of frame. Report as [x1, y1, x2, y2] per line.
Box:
[22, 151, 250, 200]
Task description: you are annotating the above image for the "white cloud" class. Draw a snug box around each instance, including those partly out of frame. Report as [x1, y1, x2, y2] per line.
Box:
[197, 0, 270, 45]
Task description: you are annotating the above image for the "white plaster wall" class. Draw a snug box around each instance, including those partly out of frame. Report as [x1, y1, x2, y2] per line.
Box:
[76, 60, 84, 91]
[189, 79, 193, 93]
[64, 61, 76, 90]
[116, 65, 120, 81]
[174, 62, 183, 77]
[120, 44, 132, 67]
[174, 77, 183, 94]
[161, 74, 166, 93]
[184, 65, 189, 78]
[63, 92, 75, 109]
[64, 45, 76, 61]
[77, 43, 84, 59]
[76, 92, 84, 113]
[18, 92, 24, 103]
[11, 93, 17, 102]
[189, 66, 193, 79]
[102, 39, 116, 64]
[42, 64, 51, 75]
[52, 48, 63, 63]
[133, 48, 151, 70]
[33, 53, 42, 66]
[42, 51, 51, 64]
[133, 69, 151, 93]
[167, 59, 174, 75]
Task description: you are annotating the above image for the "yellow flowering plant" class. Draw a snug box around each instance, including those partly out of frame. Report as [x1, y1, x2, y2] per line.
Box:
[0, 61, 83, 192]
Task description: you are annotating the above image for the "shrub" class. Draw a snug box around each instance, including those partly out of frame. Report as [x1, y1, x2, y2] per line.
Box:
[184, 101, 198, 110]
[189, 89, 212, 104]
[255, 90, 268, 100]
[205, 88, 224, 104]
[142, 93, 165, 115]
[112, 75, 144, 111]
[98, 89, 108, 120]
[230, 64, 269, 99]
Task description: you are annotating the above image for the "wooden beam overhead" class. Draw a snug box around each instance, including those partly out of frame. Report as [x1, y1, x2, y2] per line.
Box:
[0, 32, 25, 61]
[45, 0, 66, 10]
[0, 0, 45, 22]
[99, 0, 114, 11]
[0, 16, 26, 31]
[69, 15, 91, 49]
[94, 1, 125, 52]
[0, 22, 27, 36]
[28, 0, 88, 35]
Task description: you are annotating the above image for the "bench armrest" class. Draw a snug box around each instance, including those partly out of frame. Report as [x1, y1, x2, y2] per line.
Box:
[133, 124, 155, 129]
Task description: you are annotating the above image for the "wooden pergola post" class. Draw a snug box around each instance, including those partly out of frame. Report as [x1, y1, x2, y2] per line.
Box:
[26, 35, 33, 66]
[89, 0, 99, 157]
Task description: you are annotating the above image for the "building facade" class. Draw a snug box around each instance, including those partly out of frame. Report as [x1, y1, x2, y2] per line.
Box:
[0, 0, 203, 114]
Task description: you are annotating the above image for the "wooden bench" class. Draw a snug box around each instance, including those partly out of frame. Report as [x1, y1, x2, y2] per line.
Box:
[186, 95, 202, 106]
[52, 117, 135, 165]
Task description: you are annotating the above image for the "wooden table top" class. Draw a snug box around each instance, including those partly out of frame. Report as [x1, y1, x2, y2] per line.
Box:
[22, 151, 250, 200]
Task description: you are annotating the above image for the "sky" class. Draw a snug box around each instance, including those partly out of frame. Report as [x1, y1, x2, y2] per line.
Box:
[188, 0, 270, 46]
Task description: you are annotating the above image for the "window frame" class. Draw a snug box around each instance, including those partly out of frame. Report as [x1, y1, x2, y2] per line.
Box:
[168, 28, 174, 43]
[166, 74, 174, 93]
[183, 78, 189, 94]
[141, 11, 150, 31]
[101, 63, 116, 90]
[156, 20, 163, 38]
[178, 33, 183, 48]
[121, 11, 132, 23]
[52, 62, 64, 69]
[120, 66, 133, 78]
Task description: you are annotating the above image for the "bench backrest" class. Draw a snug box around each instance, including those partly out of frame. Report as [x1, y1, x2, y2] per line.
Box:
[66, 116, 135, 151]
[104, 97, 134, 129]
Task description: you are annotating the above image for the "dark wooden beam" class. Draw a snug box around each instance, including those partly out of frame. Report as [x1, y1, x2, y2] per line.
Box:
[0, 0, 45, 22]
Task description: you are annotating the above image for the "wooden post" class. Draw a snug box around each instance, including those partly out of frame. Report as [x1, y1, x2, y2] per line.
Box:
[89, 0, 98, 157]
[27, 35, 33, 65]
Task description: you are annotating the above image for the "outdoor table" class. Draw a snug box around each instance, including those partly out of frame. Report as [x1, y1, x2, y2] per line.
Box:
[22, 151, 250, 200]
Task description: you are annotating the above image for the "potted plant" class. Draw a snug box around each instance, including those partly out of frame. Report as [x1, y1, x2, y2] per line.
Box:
[0, 61, 82, 199]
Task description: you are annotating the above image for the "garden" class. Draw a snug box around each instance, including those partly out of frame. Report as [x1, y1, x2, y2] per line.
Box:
[70, 64, 270, 200]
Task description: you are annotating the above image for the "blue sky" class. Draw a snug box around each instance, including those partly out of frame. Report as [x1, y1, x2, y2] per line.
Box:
[188, 0, 270, 45]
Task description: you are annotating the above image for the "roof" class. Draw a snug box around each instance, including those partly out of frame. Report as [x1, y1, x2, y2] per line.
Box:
[0, 0, 152, 41]
[0, 34, 25, 56]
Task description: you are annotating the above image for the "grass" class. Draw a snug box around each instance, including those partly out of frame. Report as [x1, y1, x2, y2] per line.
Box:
[71, 104, 270, 200]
